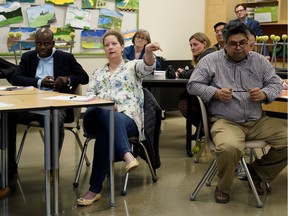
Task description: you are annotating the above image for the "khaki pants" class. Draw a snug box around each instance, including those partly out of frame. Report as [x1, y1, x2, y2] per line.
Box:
[210, 114, 287, 194]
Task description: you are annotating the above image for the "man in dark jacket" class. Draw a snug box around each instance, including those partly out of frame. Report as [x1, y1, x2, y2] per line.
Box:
[229, 4, 270, 59]
[213, 22, 226, 50]
[8, 27, 89, 181]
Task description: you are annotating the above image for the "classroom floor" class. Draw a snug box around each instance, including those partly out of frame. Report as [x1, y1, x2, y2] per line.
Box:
[1, 111, 287, 216]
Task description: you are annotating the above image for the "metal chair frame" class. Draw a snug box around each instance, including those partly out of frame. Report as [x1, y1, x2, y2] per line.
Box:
[16, 85, 90, 167]
[73, 134, 158, 196]
[190, 96, 271, 208]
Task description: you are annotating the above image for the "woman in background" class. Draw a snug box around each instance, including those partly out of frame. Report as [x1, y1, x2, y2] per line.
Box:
[124, 29, 161, 70]
[177, 32, 216, 125]
[76, 30, 161, 206]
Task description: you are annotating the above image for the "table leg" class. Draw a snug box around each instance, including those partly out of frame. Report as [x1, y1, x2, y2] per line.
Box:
[1, 113, 8, 188]
[109, 106, 115, 207]
[52, 109, 59, 215]
[43, 110, 51, 216]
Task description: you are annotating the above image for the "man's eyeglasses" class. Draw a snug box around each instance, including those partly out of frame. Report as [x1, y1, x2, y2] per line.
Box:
[228, 40, 248, 49]
[235, 9, 245, 13]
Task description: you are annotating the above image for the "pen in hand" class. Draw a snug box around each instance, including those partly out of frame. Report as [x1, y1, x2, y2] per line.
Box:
[233, 90, 247, 92]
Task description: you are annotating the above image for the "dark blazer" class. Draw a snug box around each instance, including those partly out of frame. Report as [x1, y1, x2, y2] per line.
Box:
[11, 49, 89, 93]
[229, 18, 263, 36]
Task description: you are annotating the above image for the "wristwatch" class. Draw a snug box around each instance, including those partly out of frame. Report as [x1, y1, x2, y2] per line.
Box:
[67, 77, 71, 87]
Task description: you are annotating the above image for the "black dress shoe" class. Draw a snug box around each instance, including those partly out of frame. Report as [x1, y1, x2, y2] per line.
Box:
[247, 164, 264, 195]
[215, 187, 230, 203]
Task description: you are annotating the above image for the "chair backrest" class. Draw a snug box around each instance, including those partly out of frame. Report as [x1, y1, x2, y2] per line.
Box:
[196, 96, 215, 151]
[141, 88, 162, 169]
[64, 84, 82, 129]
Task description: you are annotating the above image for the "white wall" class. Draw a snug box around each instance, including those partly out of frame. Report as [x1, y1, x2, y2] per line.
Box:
[139, 0, 205, 60]
[1, 0, 205, 88]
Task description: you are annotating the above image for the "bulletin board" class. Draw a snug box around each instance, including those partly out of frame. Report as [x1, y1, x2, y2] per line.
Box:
[0, 0, 139, 55]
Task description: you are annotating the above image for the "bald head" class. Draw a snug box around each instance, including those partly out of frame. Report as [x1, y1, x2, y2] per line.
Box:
[35, 28, 54, 41]
[35, 28, 55, 58]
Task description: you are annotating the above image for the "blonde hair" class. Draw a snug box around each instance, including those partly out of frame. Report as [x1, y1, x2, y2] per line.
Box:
[189, 32, 211, 64]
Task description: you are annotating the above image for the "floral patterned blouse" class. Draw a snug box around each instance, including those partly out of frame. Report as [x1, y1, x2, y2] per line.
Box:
[85, 59, 154, 140]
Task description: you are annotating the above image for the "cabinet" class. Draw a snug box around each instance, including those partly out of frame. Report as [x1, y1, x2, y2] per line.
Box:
[204, 0, 239, 45]
[240, 0, 287, 25]
[205, 0, 287, 46]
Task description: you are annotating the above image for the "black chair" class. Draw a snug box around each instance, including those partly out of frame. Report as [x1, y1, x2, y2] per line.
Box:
[73, 88, 162, 196]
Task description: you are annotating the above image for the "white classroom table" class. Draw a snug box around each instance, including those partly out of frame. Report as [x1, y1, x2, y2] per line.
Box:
[0, 90, 115, 215]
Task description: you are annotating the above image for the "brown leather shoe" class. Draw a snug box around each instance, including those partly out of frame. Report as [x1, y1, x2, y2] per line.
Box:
[247, 164, 264, 195]
[0, 187, 10, 200]
[215, 187, 230, 203]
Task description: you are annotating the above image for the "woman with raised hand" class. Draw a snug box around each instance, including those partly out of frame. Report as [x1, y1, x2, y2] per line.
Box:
[77, 30, 162, 206]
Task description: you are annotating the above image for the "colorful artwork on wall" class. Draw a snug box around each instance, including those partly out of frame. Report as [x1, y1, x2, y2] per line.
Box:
[26, 4, 56, 27]
[98, 8, 123, 31]
[45, 0, 73, 6]
[50, 26, 75, 50]
[116, 0, 139, 11]
[7, 27, 36, 52]
[65, 6, 91, 30]
[82, 0, 106, 9]
[81, 29, 106, 49]
[0, 2, 23, 27]
[6, 0, 35, 3]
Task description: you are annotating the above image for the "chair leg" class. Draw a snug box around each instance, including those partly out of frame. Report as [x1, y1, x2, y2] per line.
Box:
[249, 148, 271, 193]
[69, 129, 90, 166]
[241, 157, 263, 208]
[194, 122, 206, 163]
[16, 126, 30, 165]
[206, 164, 217, 186]
[121, 141, 158, 196]
[190, 159, 217, 201]
[138, 141, 158, 182]
[121, 172, 130, 196]
[73, 138, 92, 188]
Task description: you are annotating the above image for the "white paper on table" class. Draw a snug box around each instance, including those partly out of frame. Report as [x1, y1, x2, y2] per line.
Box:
[44, 95, 97, 102]
[0, 102, 15, 107]
[154, 71, 165, 75]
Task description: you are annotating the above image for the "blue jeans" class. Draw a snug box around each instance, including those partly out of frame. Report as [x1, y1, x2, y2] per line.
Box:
[83, 107, 138, 193]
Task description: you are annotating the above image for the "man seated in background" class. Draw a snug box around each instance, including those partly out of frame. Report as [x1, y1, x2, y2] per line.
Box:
[213, 22, 226, 50]
[187, 22, 287, 204]
[7, 27, 89, 181]
[229, 4, 270, 60]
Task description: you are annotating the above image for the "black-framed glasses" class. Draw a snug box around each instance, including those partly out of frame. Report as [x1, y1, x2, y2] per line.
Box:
[235, 9, 245, 13]
[228, 40, 248, 49]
